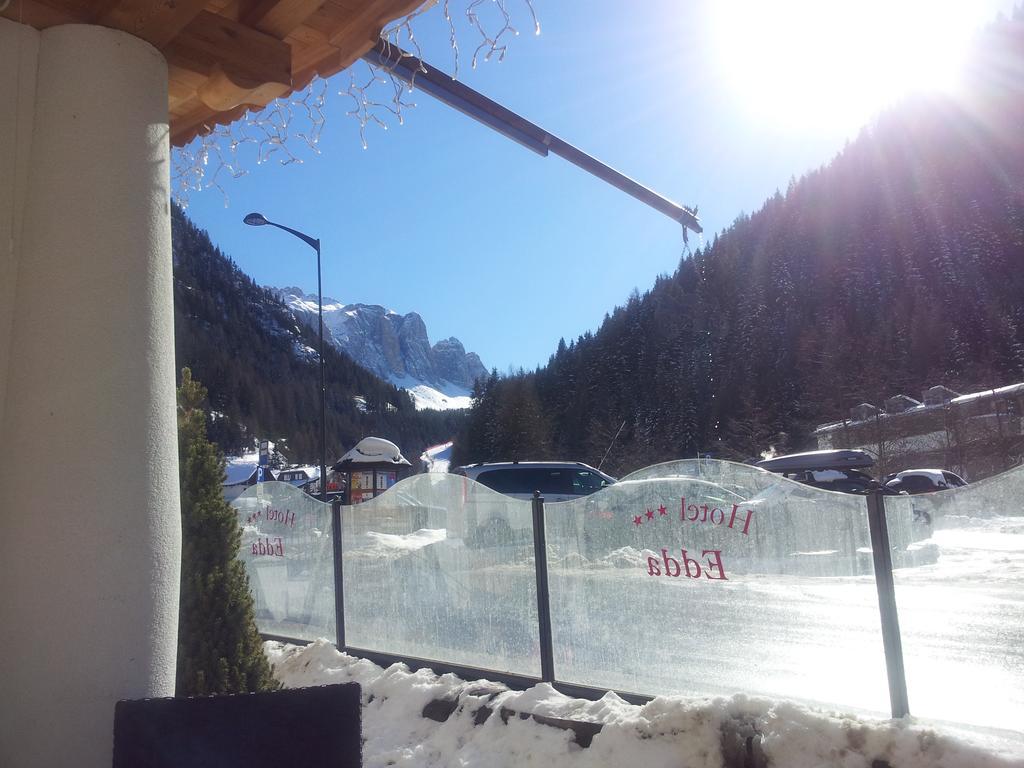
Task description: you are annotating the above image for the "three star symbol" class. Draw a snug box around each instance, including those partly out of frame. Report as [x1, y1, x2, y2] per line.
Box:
[632, 504, 668, 527]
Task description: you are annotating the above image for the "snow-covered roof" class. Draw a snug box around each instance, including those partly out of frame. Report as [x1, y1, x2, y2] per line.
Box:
[224, 453, 260, 485]
[335, 436, 411, 467]
[278, 465, 320, 486]
[812, 420, 847, 434]
[950, 382, 1024, 405]
[814, 381, 1024, 433]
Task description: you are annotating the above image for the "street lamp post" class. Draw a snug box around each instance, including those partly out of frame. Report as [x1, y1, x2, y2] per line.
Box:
[243, 212, 328, 502]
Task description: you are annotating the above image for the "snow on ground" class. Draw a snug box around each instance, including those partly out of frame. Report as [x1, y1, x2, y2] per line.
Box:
[265, 639, 1022, 768]
[421, 441, 454, 473]
[363, 528, 448, 556]
[389, 374, 473, 411]
[406, 385, 472, 411]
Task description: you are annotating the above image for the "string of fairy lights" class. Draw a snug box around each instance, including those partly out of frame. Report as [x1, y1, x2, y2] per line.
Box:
[170, 0, 540, 208]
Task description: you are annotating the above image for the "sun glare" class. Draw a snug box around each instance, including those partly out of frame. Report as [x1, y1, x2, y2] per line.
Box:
[710, 0, 995, 133]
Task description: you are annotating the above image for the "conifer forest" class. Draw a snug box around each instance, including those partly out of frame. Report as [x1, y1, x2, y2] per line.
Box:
[453, 13, 1024, 475]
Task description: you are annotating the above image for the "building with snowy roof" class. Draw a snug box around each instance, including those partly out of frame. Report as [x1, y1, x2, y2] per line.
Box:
[333, 436, 411, 504]
[813, 381, 1024, 479]
[222, 453, 282, 502]
[277, 465, 320, 488]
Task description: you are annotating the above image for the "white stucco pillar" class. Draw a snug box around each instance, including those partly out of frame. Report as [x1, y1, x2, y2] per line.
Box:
[0, 20, 38, 422]
[0, 22, 180, 768]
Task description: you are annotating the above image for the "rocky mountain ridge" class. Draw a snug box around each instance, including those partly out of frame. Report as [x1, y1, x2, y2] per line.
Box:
[274, 288, 487, 406]
[171, 206, 463, 463]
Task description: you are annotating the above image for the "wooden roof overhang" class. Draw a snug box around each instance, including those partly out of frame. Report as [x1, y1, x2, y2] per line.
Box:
[2, 0, 425, 146]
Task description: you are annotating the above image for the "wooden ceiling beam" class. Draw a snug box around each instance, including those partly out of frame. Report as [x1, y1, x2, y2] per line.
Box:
[0, 0, 79, 29]
[325, 0, 422, 48]
[170, 101, 245, 145]
[7, 0, 432, 145]
[93, 0, 210, 49]
[87, 0, 125, 24]
[241, 0, 327, 38]
[165, 10, 292, 110]
[281, 0, 423, 86]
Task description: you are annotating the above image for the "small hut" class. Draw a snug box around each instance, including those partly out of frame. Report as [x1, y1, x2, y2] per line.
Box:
[333, 437, 411, 504]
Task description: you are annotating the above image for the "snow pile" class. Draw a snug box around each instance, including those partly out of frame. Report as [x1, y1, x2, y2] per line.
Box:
[600, 546, 658, 569]
[546, 546, 661, 570]
[363, 529, 448, 555]
[343, 529, 454, 570]
[265, 640, 1020, 768]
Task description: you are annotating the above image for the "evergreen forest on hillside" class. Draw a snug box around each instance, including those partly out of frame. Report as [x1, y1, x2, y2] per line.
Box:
[172, 206, 463, 465]
[453, 11, 1024, 476]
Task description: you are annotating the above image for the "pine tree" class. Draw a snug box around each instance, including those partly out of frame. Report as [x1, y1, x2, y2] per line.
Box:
[176, 367, 280, 696]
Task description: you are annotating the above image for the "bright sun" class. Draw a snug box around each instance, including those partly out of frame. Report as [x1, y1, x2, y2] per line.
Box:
[710, 0, 998, 133]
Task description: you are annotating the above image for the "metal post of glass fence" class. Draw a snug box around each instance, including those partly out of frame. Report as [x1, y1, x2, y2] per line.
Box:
[532, 491, 556, 683]
[331, 496, 346, 649]
[866, 489, 910, 718]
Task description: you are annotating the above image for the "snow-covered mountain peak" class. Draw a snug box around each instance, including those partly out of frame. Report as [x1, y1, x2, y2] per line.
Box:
[273, 287, 486, 411]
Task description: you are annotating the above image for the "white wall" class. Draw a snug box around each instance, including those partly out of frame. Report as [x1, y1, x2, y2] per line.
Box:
[0, 20, 37, 419]
[0, 21, 181, 767]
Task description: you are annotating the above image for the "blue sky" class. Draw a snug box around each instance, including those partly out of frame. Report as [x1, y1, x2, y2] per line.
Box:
[178, 0, 1016, 374]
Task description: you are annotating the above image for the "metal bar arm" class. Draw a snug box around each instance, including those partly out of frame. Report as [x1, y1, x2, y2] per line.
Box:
[363, 41, 702, 235]
[266, 220, 320, 252]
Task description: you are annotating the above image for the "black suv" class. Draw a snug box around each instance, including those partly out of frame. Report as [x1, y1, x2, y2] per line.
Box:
[754, 449, 897, 495]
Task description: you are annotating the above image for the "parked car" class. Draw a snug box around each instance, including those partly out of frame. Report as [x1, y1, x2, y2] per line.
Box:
[755, 450, 936, 557]
[454, 461, 616, 502]
[754, 449, 897, 495]
[883, 469, 968, 494]
[452, 461, 616, 546]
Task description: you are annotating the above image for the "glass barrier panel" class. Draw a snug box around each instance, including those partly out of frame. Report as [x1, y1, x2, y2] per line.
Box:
[884, 465, 1024, 744]
[546, 461, 891, 715]
[618, 458, 786, 491]
[341, 473, 540, 676]
[233, 482, 336, 642]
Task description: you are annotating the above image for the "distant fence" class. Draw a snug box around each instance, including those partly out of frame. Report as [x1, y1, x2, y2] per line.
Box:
[232, 460, 1024, 743]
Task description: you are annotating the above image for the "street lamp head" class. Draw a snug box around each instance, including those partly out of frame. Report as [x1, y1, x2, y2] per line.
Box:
[239, 209, 324, 499]
[243, 212, 269, 226]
